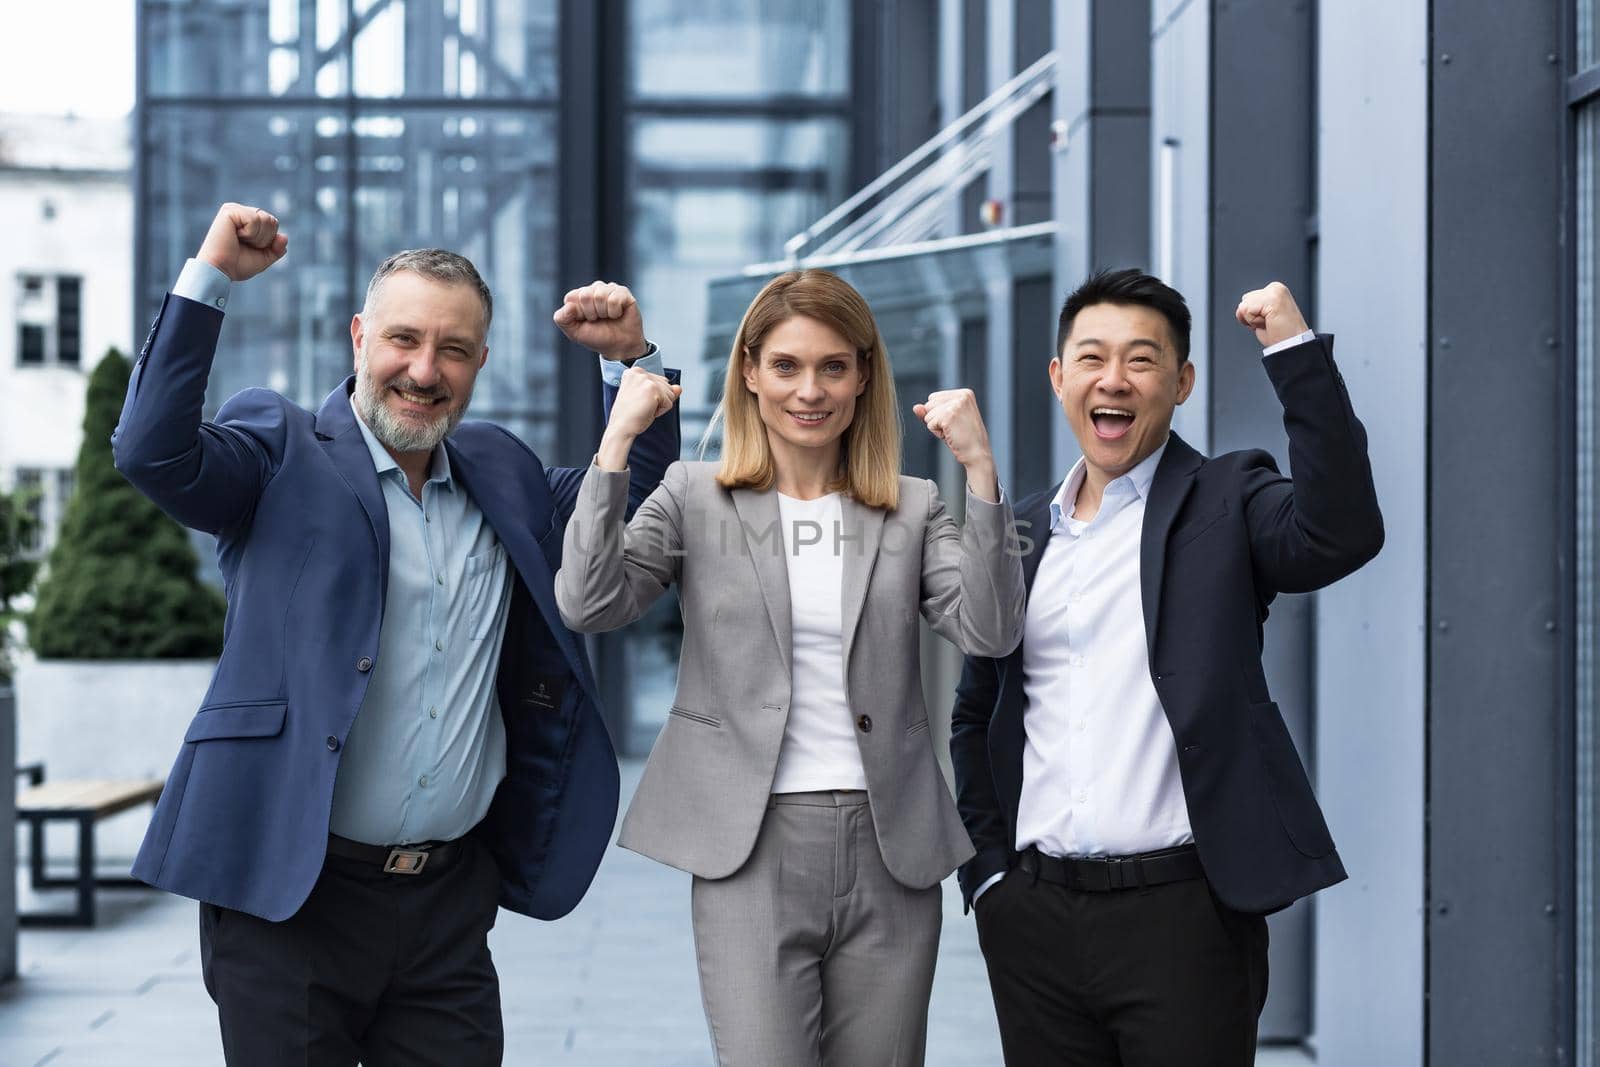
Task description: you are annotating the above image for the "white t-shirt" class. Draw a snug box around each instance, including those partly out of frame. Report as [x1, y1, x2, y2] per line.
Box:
[769, 492, 868, 793]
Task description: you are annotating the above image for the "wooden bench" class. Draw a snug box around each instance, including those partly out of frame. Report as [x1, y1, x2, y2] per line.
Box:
[15, 765, 163, 927]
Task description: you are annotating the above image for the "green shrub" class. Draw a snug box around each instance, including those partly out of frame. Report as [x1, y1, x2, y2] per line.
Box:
[28, 349, 224, 659]
[0, 485, 39, 683]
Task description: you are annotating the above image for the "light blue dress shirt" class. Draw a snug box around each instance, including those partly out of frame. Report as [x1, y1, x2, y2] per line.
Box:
[171, 258, 662, 844]
[329, 408, 515, 844]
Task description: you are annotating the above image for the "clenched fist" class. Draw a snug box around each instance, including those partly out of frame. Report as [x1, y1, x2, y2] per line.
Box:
[198, 203, 288, 282]
[914, 388, 999, 503]
[596, 366, 681, 472]
[1235, 282, 1311, 349]
[554, 281, 648, 362]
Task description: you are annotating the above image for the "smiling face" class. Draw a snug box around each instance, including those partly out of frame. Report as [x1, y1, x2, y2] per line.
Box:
[741, 314, 869, 474]
[350, 270, 488, 456]
[1051, 301, 1194, 484]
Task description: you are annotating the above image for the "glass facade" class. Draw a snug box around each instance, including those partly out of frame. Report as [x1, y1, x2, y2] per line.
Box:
[626, 0, 852, 435]
[138, 0, 562, 449]
[136, 0, 857, 753]
[611, 0, 854, 751]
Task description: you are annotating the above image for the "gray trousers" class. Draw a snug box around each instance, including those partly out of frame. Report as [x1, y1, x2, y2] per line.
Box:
[690, 790, 944, 1067]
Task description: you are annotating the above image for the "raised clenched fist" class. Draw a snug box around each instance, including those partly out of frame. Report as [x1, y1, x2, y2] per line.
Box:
[914, 388, 1000, 503]
[553, 281, 649, 363]
[1235, 282, 1310, 349]
[594, 366, 681, 472]
[198, 203, 288, 283]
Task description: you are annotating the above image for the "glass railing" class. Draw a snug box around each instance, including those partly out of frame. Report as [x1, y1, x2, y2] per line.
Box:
[782, 52, 1057, 260]
[695, 47, 1061, 480]
[700, 222, 1057, 480]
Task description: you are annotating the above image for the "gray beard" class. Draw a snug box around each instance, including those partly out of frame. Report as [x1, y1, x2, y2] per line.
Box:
[354, 351, 471, 454]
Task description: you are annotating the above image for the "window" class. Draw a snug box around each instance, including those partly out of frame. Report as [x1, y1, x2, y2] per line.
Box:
[57, 276, 81, 366]
[13, 470, 44, 555]
[18, 275, 45, 365]
[15, 274, 84, 368]
[10, 467, 76, 557]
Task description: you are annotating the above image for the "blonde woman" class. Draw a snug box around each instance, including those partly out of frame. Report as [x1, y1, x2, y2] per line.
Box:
[556, 269, 1024, 1066]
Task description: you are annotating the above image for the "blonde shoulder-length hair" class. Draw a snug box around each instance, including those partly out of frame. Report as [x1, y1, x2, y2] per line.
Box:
[707, 269, 902, 511]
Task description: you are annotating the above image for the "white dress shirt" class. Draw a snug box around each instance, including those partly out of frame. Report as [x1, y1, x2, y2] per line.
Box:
[769, 492, 869, 793]
[1013, 440, 1195, 861]
[972, 330, 1318, 902]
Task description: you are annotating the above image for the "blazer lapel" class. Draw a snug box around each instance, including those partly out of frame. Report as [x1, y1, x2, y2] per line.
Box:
[839, 493, 887, 671]
[1018, 485, 1059, 594]
[315, 380, 390, 613]
[992, 486, 1057, 742]
[1139, 433, 1204, 663]
[445, 435, 592, 692]
[730, 488, 793, 677]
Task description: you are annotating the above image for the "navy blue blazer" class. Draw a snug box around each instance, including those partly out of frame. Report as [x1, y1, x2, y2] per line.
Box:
[950, 336, 1383, 915]
[113, 292, 680, 922]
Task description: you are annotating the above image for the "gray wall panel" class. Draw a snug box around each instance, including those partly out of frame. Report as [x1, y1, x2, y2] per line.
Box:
[1090, 116, 1153, 270]
[1313, 0, 1428, 1062]
[1428, 0, 1567, 1060]
[1150, 0, 1210, 447]
[1052, 1, 1151, 473]
[1209, 0, 1316, 1041]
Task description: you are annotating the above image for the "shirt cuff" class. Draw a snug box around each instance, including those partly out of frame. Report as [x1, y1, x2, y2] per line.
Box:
[173, 258, 233, 311]
[598, 343, 663, 386]
[972, 871, 1006, 904]
[1262, 329, 1316, 358]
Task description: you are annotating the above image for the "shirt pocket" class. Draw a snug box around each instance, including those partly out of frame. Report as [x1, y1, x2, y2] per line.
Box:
[463, 543, 507, 641]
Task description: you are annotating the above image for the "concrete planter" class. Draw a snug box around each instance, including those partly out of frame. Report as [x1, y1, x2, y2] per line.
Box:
[15, 660, 214, 867]
[1, 686, 15, 982]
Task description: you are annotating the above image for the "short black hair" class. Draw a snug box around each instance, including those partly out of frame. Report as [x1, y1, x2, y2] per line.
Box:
[1055, 268, 1191, 364]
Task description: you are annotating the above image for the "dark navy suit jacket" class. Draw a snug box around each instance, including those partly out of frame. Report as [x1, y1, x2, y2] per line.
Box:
[950, 336, 1383, 915]
[113, 292, 679, 922]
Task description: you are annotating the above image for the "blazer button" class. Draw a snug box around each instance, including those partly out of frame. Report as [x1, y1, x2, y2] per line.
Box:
[856, 715, 873, 734]
[356, 657, 373, 672]
[326, 736, 340, 751]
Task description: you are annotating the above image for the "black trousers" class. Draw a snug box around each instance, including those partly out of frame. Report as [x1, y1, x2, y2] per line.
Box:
[974, 868, 1269, 1066]
[198, 836, 504, 1067]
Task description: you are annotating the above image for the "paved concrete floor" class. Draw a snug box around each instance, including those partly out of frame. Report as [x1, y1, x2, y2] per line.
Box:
[1, 760, 1313, 1066]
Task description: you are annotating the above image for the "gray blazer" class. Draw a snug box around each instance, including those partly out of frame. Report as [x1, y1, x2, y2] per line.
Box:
[556, 460, 1025, 889]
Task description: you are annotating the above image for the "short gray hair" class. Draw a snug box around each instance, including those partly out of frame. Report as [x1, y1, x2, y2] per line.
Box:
[363, 248, 493, 333]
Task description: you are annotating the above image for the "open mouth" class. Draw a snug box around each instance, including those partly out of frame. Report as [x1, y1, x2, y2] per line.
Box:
[1090, 406, 1135, 440]
[390, 385, 449, 415]
[787, 410, 831, 427]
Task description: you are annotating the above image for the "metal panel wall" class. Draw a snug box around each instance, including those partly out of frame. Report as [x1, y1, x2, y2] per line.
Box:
[1051, 0, 1152, 475]
[984, 0, 1018, 490]
[852, 0, 942, 189]
[1428, 1, 1569, 1061]
[1150, 0, 1210, 448]
[1313, 0, 1428, 1062]
[1208, 1, 1317, 1040]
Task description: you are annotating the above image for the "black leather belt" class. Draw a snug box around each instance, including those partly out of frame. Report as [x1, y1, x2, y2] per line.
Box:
[326, 833, 465, 876]
[1019, 844, 1203, 892]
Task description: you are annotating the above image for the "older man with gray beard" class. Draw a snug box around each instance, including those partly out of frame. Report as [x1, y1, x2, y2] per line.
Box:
[113, 202, 682, 1065]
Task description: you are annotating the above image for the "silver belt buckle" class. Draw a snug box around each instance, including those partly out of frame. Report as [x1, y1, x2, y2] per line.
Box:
[383, 846, 430, 875]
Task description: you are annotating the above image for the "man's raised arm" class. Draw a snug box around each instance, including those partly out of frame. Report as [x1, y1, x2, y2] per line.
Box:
[113, 203, 292, 534]
[1235, 281, 1384, 591]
